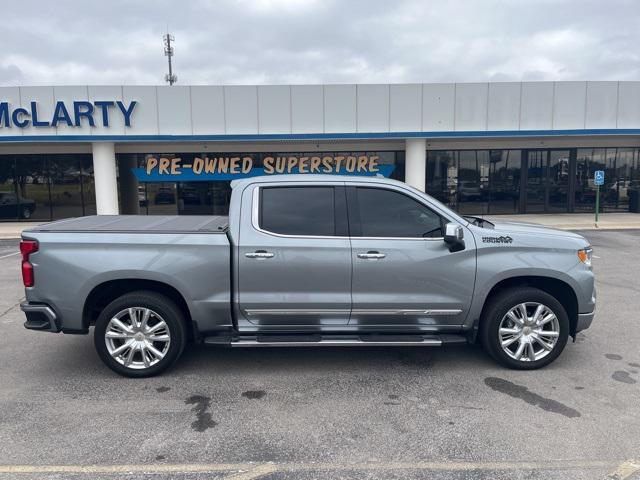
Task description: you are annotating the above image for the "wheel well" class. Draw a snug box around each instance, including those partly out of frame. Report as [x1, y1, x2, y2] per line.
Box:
[82, 279, 194, 339]
[479, 276, 579, 337]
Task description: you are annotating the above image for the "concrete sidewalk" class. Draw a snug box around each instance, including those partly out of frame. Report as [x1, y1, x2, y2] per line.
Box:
[1, 213, 639, 239]
[484, 212, 640, 230]
[0, 222, 42, 240]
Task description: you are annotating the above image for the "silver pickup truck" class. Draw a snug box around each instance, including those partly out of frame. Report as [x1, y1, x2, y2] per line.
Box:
[20, 175, 596, 377]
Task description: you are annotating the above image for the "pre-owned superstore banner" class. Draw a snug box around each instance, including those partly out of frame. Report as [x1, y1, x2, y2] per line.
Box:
[133, 154, 394, 182]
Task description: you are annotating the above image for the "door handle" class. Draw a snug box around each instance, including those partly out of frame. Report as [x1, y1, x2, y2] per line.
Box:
[245, 250, 275, 259]
[357, 251, 386, 259]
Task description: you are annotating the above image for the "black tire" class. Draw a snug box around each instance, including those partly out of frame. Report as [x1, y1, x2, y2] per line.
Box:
[480, 287, 569, 370]
[21, 207, 32, 219]
[94, 291, 187, 377]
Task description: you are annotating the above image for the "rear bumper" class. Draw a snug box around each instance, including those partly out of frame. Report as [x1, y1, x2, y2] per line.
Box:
[21, 302, 60, 333]
[575, 311, 595, 333]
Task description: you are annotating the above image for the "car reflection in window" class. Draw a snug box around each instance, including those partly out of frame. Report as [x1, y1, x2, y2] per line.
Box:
[0, 192, 36, 219]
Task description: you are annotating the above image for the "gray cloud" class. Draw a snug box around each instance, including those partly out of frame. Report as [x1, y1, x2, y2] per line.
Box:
[1, 0, 639, 86]
[0, 64, 24, 85]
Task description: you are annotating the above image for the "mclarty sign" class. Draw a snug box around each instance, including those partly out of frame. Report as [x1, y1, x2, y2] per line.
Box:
[0, 100, 137, 128]
[133, 154, 395, 181]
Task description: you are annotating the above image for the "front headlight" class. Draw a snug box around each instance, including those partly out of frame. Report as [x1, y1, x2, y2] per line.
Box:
[577, 247, 593, 267]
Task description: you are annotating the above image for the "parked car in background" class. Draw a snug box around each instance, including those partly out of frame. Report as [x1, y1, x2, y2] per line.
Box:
[0, 192, 36, 219]
[154, 187, 175, 205]
[179, 187, 202, 205]
[608, 179, 633, 202]
[458, 180, 482, 200]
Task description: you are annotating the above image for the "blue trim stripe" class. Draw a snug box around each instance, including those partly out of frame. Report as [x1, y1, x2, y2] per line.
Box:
[1, 129, 640, 143]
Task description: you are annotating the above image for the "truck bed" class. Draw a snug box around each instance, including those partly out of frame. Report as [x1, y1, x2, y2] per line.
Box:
[22, 215, 232, 333]
[26, 215, 229, 234]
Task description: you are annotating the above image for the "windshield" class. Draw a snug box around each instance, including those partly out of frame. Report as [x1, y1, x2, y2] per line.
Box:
[463, 215, 495, 228]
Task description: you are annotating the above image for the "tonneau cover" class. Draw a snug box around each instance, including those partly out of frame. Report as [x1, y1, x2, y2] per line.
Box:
[27, 215, 229, 233]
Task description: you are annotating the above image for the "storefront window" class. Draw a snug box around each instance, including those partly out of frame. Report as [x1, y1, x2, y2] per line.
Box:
[488, 150, 521, 214]
[0, 154, 95, 221]
[49, 155, 84, 220]
[145, 183, 177, 215]
[1, 147, 638, 222]
[548, 150, 570, 213]
[13, 155, 50, 221]
[426, 151, 456, 209]
[0, 156, 19, 221]
[575, 148, 640, 212]
[80, 156, 96, 215]
[457, 150, 489, 214]
[575, 148, 603, 212]
[427, 150, 521, 215]
[609, 149, 633, 210]
[524, 150, 547, 213]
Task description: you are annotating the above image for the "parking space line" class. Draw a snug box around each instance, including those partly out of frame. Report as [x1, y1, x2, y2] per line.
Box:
[0, 252, 19, 259]
[224, 464, 278, 480]
[0, 463, 247, 474]
[606, 459, 640, 479]
[0, 459, 617, 475]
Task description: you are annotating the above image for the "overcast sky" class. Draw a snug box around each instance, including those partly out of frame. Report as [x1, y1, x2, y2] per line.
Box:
[1, 0, 639, 86]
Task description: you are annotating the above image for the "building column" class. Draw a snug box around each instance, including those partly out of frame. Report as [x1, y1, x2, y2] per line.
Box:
[91, 142, 119, 215]
[117, 155, 140, 215]
[405, 138, 426, 192]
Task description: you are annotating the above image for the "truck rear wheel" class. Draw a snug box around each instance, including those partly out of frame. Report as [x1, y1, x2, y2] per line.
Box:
[480, 287, 569, 370]
[94, 291, 186, 377]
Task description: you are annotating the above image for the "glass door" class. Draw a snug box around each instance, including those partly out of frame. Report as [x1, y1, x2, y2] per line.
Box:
[574, 149, 604, 212]
[457, 150, 490, 215]
[426, 151, 457, 210]
[525, 151, 547, 213]
[548, 150, 570, 212]
[488, 150, 521, 214]
[524, 150, 570, 213]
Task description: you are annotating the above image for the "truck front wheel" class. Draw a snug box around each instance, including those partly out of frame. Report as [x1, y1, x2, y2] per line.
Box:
[94, 291, 186, 377]
[480, 287, 569, 370]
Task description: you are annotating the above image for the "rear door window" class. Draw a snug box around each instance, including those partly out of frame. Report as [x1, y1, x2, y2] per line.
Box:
[259, 186, 337, 236]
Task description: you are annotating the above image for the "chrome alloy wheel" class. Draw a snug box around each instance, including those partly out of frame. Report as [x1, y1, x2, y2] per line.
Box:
[104, 307, 171, 370]
[498, 302, 560, 362]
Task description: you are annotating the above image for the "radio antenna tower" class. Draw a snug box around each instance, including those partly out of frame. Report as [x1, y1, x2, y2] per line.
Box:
[163, 33, 177, 85]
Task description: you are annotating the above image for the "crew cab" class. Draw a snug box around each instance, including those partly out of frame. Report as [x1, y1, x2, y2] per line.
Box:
[20, 175, 596, 377]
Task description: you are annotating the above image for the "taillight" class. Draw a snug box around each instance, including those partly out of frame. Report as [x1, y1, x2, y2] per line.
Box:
[20, 240, 38, 287]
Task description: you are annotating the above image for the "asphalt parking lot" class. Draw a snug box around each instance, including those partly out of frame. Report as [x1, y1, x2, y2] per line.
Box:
[0, 230, 639, 480]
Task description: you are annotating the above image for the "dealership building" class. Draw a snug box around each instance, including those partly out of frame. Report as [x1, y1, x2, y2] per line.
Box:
[1, 81, 639, 221]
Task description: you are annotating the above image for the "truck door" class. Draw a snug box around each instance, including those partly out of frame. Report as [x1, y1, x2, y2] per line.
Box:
[347, 184, 476, 328]
[238, 182, 351, 328]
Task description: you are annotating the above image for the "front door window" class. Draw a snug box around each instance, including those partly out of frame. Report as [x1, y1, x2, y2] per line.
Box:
[352, 187, 443, 238]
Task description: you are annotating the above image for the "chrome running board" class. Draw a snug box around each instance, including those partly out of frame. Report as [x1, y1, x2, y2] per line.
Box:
[203, 333, 468, 347]
[231, 338, 443, 347]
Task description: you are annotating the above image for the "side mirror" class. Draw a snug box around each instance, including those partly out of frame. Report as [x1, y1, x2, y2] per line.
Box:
[444, 222, 465, 252]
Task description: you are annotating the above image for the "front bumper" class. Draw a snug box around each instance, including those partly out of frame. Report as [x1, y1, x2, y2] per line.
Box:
[21, 302, 60, 333]
[575, 311, 595, 333]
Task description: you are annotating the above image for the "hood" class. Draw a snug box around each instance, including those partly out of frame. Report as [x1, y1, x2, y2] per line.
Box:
[489, 220, 586, 241]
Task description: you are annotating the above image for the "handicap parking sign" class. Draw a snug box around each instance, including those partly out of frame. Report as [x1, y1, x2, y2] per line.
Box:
[594, 170, 605, 186]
